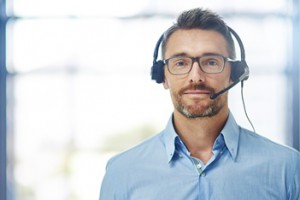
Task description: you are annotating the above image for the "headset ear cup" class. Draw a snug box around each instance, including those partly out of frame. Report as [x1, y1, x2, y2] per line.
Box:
[230, 61, 245, 82]
[151, 60, 165, 83]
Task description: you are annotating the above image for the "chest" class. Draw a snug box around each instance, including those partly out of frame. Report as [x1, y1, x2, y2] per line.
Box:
[125, 152, 287, 200]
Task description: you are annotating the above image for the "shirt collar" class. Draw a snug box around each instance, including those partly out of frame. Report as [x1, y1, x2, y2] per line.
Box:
[220, 111, 240, 161]
[162, 111, 240, 163]
[162, 115, 179, 163]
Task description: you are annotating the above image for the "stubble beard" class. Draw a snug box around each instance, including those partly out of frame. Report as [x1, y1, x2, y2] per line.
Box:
[176, 98, 225, 118]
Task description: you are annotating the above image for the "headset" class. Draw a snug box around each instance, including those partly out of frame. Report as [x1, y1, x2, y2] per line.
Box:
[150, 26, 255, 132]
[150, 26, 250, 100]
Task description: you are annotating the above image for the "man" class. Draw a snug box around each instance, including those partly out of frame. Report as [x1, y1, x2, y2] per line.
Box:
[99, 8, 300, 200]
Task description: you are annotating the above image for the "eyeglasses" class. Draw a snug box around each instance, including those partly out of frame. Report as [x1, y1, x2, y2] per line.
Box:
[164, 54, 235, 75]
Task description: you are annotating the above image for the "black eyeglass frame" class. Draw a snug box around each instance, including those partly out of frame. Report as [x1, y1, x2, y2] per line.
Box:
[164, 54, 236, 75]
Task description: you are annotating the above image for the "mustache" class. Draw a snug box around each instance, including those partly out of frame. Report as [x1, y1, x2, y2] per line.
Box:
[179, 83, 215, 95]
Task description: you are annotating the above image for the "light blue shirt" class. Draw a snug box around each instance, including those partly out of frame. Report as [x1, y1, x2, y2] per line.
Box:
[99, 112, 300, 200]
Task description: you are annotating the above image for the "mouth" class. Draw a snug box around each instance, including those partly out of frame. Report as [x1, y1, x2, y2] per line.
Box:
[184, 90, 211, 95]
[179, 83, 215, 99]
[183, 89, 212, 99]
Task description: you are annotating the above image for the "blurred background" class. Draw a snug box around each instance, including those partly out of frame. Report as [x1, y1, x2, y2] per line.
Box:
[0, 0, 300, 199]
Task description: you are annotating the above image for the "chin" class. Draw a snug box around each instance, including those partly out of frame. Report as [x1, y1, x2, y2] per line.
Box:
[177, 101, 225, 119]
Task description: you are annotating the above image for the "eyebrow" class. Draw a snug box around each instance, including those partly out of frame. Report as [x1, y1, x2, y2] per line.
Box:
[167, 52, 224, 59]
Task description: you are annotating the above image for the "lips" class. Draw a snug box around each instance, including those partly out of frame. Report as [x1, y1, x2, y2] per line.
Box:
[183, 90, 211, 95]
[183, 90, 210, 94]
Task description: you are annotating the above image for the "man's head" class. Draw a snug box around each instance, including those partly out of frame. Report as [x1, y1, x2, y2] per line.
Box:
[162, 8, 235, 119]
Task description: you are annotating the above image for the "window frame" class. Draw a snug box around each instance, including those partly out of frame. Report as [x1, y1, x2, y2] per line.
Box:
[0, 0, 7, 200]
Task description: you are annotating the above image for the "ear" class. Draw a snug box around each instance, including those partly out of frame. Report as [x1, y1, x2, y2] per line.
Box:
[163, 79, 169, 89]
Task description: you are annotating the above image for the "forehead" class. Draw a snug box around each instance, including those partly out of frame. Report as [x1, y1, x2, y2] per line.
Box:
[164, 29, 229, 58]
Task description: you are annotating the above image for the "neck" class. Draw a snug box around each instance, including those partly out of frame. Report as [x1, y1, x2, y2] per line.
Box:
[173, 108, 229, 164]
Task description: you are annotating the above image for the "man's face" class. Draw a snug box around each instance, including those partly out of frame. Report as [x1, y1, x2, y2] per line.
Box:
[163, 29, 232, 118]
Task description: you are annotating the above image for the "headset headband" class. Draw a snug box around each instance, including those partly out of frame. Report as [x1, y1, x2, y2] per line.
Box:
[151, 26, 249, 83]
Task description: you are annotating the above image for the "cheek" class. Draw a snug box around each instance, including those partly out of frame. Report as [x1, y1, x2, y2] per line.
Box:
[226, 66, 232, 84]
[221, 78, 232, 89]
[205, 74, 230, 88]
[164, 76, 184, 93]
[164, 79, 176, 93]
[214, 68, 232, 87]
[163, 78, 181, 99]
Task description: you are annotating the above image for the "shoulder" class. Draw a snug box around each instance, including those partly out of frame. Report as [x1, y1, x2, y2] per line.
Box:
[106, 131, 166, 170]
[239, 127, 300, 162]
[100, 129, 174, 199]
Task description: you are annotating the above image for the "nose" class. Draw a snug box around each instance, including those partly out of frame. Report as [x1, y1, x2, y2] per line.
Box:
[188, 61, 205, 83]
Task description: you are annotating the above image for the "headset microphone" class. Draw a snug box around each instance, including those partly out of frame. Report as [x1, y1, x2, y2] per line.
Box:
[210, 81, 240, 100]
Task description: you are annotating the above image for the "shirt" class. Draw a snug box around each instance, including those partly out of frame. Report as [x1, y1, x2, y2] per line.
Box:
[99, 112, 300, 200]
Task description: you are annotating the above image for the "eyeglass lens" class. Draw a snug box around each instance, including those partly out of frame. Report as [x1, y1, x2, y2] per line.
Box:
[167, 55, 225, 74]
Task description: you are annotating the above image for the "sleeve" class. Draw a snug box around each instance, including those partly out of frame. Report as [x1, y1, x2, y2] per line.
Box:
[288, 151, 300, 200]
[99, 159, 127, 200]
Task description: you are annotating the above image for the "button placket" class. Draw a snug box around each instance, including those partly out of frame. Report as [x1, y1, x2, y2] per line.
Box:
[192, 158, 203, 175]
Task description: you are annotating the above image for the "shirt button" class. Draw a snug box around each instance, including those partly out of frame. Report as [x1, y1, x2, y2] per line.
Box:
[196, 164, 201, 169]
[201, 172, 206, 177]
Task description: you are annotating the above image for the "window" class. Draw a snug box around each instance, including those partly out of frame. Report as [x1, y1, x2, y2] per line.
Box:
[2, 0, 297, 199]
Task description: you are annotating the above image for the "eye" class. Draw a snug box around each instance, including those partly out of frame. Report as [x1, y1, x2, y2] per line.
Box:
[201, 56, 223, 68]
[205, 59, 219, 66]
[174, 60, 188, 67]
[170, 57, 190, 68]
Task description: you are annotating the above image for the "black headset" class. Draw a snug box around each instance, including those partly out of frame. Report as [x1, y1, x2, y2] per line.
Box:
[150, 26, 249, 84]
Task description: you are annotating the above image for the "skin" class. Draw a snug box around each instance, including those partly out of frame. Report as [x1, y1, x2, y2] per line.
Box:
[163, 29, 232, 164]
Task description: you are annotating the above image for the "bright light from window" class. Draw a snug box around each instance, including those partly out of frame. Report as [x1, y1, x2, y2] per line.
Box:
[12, 0, 151, 17]
[6, 0, 292, 199]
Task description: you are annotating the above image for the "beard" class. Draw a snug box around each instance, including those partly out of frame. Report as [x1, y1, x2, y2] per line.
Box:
[172, 83, 226, 119]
